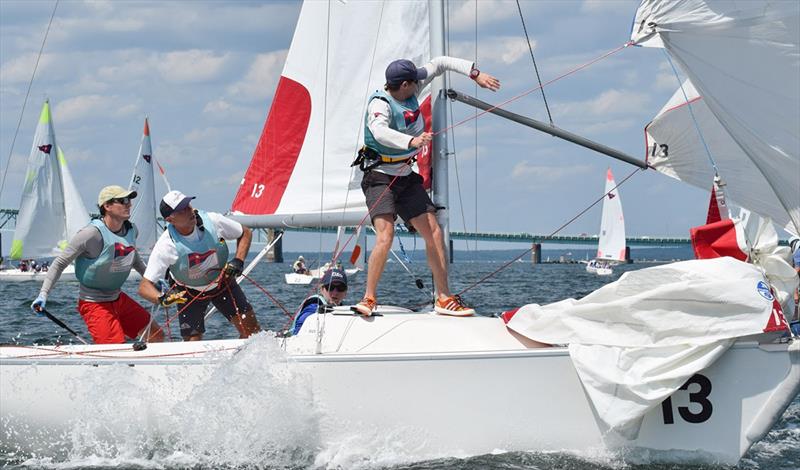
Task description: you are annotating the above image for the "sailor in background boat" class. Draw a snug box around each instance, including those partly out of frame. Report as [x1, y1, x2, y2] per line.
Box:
[790, 236, 800, 334]
[30, 185, 165, 344]
[291, 267, 348, 335]
[293, 255, 309, 274]
[352, 56, 500, 317]
[138, 190, 262, 341]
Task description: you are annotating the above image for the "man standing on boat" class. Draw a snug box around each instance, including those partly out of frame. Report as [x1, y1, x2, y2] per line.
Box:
[138, 190, 261, 341]
[291, 267, 348, 335]
[30, 185, 165, 344]
[352, 57, 500, 317]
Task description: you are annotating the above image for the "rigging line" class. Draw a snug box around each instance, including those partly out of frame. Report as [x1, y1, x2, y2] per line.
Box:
[0, 0, 59, 202]
[316, 0, 333, 270]
[436, 41, 631, 138]
[456, 166, 644, 298]
[447, 98, 472, 254]
[474, 0, 479, 253]
[515, 0, 553, 125]
[662, 50, 719, 175]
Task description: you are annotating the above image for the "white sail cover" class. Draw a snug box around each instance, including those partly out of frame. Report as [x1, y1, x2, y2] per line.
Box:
[231, 0, 431, 227]
[129, 118, 159, 253]
[596, 168, 626, 262]
[10, 101, 68, 259]
[632, 0, 800, 235]
[57, 145, 91, 241]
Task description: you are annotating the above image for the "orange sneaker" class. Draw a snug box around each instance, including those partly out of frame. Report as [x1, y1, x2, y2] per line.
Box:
[352, 297, 377, 316]
[434, 295, 475, 317]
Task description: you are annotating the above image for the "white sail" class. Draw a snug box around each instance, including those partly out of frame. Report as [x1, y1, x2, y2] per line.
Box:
[129, 118, 159, 253]
[231, 0, 431, 228]
[57, 146, 91, 241]
[10, 100, 68, 259]
[596, 168, 626, 262]
[646, 80, 792, 232]
[632, 0, 800, 235]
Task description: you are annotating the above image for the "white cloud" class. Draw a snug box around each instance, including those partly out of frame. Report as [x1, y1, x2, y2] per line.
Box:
[511, 162, 593, 183]
[0, 52, 54, 83]
[54, 94, 139, 121]
[157, 50, 230, 83]
[448, 0, 520, 32]
[581, 0, 638, 14]
[449, 36, 533, 66]
[227, 50, 287, 100]
[553, 89, 651, 118]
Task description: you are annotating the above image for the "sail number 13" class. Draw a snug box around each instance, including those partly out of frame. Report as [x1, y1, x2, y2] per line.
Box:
[251, 183, 265, 198]
[661, 373, 713, 424]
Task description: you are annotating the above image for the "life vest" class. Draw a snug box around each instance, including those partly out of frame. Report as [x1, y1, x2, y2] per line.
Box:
[291, 294, 328, 335]
[362, 90, 424, 164]
[74, 219, 138, 291]
[167, 210, 229, 288]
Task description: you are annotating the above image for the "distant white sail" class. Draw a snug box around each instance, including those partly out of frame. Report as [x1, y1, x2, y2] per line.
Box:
[596, 169, 625, 262]
[57, 145, 91, 241]
[10, 101, 68, 259]
[129, 118, 159, 253]
[633, 0, 800, 235]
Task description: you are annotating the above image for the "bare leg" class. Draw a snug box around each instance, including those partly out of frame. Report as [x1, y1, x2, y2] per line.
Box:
[408, 211, 450, 301]
[184, 334, 203, 341]
[230, 308, 261, 338]
[364, 215, 395, 300]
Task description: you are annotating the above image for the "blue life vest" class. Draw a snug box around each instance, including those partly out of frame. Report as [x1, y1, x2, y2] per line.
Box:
[291, 294, 328, 335]
[167, 210, 229, 288]
[75, 219, 138, 291]
[363, 90, 424, 161]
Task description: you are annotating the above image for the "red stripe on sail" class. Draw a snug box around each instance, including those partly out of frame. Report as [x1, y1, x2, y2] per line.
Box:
[418, 95, 432, 190]
[231, 76, 312, 214]
[349, 245, 361, 265]
[690, 219, 746, 261]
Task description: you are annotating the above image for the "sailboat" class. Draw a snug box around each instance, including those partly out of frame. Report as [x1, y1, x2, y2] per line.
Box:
[0, 100, 90, 282]
[585, 169, 625, 276]
[2, 0, 799, 465]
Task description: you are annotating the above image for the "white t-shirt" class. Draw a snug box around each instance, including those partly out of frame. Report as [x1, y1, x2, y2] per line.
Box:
[144, 212, 243, 290]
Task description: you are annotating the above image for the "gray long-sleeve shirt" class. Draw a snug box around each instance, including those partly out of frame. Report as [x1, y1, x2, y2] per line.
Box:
[39, 222, 146, 302]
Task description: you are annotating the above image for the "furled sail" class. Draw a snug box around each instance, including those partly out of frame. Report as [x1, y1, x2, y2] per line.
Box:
[129, 118, 159, 253]
[10, 100, 87, 259]
[596, 168, 626, 262]
[231, 0, 431, 228]
[632, 0, 800, 235]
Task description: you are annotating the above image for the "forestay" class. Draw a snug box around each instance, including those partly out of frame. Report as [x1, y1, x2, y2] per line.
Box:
[10, 100, 89, 259]
[230, 0, 432, 228]
[632, 0, 800, 235]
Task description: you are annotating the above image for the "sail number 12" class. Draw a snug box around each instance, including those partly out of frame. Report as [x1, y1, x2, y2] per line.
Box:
[661, 373, 713, 424]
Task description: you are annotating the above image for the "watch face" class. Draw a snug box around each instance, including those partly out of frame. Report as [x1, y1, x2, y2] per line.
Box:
[470, 69, 480, 79]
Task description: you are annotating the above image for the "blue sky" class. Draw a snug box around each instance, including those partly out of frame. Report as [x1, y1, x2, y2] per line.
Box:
[0, 0, 708, 252]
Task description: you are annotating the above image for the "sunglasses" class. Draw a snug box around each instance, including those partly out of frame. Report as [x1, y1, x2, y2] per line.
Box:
[110, 197, 131, 205]
[326, 283, 347, 293]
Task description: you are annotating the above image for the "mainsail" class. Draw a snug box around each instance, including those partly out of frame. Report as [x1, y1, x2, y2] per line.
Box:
[596, 168, 625, 262]
[129, 118, 159, 252]
[230, 0, 432, 228]
[10, 100, 89, 259]
[633, 0, 800, 235]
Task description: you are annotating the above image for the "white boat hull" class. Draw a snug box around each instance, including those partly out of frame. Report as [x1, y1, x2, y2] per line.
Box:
[285, 267, 360, 285]
[585, 260, 614, 276]
[1, 309, 797, 464]
[0, 265, 141, 282]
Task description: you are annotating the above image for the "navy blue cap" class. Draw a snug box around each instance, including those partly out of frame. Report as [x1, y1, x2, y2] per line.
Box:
[320, 268, 347, 288]
[385, 59, 428, 85]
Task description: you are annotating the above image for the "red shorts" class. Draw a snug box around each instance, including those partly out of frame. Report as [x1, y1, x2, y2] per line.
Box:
[77, 292, 151, 344]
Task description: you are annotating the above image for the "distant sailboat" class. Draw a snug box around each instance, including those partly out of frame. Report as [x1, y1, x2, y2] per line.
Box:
[0, 100, 90, 281]
[586, 168, 625, 276]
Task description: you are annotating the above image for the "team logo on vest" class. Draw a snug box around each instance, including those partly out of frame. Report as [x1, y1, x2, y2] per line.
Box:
[188, 249, 219, 279]
[403, 109, 420, 126]
[110, 243, 135, 272]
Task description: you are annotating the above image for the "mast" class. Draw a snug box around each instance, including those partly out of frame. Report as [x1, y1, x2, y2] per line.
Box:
[430, 0, 450, 260]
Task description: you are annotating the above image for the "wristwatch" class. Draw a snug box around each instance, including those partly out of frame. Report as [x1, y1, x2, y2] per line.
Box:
[469, 68, 480, 80]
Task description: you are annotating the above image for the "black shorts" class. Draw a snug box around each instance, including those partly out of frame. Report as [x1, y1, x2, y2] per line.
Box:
[177, 280, 252, 337]
[361, 170, 435, 224]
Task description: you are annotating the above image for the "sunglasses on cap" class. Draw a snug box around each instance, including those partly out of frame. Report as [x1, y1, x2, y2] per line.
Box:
[109, 197, 131, 205]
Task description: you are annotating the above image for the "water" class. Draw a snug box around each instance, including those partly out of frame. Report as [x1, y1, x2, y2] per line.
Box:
[1, 249, 797, 469]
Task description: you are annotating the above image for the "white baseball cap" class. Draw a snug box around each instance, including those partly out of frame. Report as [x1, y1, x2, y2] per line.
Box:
[159, 190, 195, 218]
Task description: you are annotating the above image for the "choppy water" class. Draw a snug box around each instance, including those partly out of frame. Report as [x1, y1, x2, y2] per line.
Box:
[1, 249, 797, 469]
